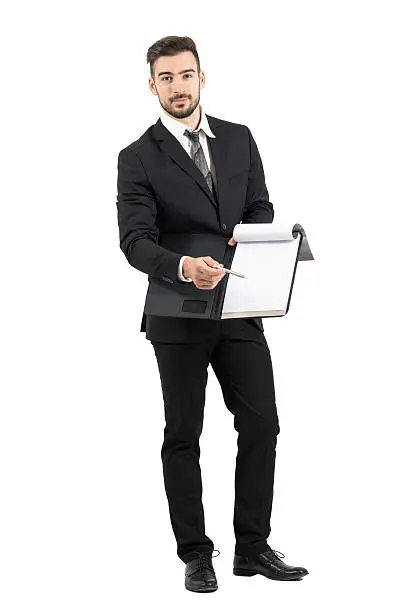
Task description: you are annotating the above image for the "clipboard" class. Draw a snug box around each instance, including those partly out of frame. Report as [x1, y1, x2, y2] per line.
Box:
[143, 223, 313, 321]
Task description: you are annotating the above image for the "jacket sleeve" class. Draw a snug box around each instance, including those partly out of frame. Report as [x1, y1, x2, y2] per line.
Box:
[116, 146, 184, 283]
[241, 127, 274, 224]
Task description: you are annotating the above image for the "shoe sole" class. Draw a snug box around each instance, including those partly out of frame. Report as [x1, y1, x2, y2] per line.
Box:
[233, 568, 308, 580]
[185, 584, 218, 592]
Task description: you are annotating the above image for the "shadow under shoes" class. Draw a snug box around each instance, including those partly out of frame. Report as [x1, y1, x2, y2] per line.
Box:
[185, 550, 220, 593]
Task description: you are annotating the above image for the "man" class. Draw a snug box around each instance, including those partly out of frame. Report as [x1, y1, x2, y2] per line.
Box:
[116, 36, 308, 592]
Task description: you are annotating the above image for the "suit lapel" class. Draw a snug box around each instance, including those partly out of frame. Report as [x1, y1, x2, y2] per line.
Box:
[152, 116, 227, 215]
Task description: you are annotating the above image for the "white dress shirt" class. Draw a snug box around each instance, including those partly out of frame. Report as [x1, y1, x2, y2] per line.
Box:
[160, 105, 216, 282]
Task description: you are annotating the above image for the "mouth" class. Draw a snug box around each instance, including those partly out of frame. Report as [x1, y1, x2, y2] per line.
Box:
[173, 97, 188, 104]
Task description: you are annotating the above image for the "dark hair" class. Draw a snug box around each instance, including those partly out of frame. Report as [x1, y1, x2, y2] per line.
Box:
[146, 36, 201, 79]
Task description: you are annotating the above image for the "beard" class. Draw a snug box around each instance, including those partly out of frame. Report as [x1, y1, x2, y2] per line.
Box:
[159, 91, 200, 119]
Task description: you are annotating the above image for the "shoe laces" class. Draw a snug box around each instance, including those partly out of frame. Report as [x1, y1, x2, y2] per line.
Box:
[193, 549, 220, 574]
[263, 547, 285, 561]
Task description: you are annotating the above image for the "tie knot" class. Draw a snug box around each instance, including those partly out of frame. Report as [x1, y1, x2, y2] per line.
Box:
[184, 129, 200, 143]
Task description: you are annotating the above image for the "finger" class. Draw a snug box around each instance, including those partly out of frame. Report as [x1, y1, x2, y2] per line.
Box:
[201, 263, 223, 275]
[202, 256, 217, 265]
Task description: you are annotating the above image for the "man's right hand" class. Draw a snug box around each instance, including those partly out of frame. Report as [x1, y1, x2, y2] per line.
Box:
[183, 256, 226, 290]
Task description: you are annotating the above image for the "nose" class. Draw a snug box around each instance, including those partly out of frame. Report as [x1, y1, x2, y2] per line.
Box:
[171, 74, 190, 92]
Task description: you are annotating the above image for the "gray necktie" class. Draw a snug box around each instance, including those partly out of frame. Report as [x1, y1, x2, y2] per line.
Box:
[184, 129, 214, 195]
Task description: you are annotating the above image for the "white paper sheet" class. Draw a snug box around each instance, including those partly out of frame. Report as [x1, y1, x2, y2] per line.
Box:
[221, 221, 313, 319]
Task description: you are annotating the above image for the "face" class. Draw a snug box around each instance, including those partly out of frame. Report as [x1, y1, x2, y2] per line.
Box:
[149, 51, 205, 119]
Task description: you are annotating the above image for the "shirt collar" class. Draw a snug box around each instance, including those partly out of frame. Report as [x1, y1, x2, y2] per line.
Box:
[160, 104, 216, 140]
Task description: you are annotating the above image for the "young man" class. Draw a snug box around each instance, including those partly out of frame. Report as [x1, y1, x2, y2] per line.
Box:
[116, 35, 308, 592]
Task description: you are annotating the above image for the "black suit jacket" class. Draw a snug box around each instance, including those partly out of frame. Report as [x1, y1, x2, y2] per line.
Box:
[116, 114, 274, 342]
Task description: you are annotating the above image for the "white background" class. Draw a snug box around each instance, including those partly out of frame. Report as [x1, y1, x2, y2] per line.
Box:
[1, 0, 407, 609]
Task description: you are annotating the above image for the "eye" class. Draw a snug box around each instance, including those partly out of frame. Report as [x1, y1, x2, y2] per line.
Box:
[161, 73, 193, 81]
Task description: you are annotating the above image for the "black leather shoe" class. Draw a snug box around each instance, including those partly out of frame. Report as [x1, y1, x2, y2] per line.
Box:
[185, 549, 220, 592]
[233, 546, 309, 581]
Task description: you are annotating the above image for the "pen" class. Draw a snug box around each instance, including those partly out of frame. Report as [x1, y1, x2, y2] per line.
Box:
[212, 264, 247, 279]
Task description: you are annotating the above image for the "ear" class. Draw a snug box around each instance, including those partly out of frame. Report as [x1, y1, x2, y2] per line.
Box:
[149, 77, 158, 96]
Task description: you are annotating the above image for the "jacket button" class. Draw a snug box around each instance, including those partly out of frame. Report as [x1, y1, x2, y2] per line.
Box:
[222, 223, 227, 231]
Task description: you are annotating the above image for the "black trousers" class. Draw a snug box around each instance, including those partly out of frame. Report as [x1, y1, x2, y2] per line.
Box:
[151, 318, 280, 564]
